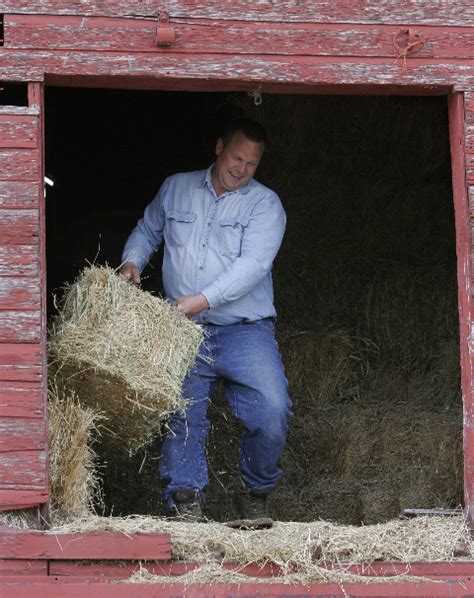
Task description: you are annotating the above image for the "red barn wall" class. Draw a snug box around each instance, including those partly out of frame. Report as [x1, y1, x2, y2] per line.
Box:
[0, 0, 473, 520]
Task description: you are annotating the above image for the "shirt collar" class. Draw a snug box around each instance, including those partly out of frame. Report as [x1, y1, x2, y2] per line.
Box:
[198, 164, 253, 196]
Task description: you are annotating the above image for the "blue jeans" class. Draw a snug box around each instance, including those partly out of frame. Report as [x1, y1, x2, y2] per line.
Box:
[160, 318, 292, 507]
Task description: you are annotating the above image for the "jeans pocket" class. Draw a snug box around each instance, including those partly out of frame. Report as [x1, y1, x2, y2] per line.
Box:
[218, 217, 244, 257]
[166, 210, 196, 246]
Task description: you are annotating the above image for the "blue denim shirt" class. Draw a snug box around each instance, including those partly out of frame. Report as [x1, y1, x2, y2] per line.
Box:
[122, 166, 286, 325]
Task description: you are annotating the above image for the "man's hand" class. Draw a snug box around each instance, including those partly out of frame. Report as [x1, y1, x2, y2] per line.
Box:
[120, 261, 141, 284]
[172, 293, 209, 317]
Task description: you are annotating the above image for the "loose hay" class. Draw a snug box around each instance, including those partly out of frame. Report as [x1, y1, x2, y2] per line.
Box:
[48, 384, 103, 521]
[48, 265, 204, 454]
[47, 515, 471, 585]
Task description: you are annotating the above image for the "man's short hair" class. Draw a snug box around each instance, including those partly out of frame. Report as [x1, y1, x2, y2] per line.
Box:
[222, 117, 268, 147]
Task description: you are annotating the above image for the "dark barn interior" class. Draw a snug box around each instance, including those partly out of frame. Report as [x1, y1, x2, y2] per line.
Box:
[45, 87, 462, 525]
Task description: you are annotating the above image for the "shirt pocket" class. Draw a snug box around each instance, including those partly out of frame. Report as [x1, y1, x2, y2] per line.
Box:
[166, 210, 197, 247]
[218, 216, 247, 257]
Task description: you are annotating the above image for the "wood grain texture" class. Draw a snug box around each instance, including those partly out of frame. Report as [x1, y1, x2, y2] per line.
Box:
[0, 278, 40, 310]
[0, 246, 38, 277]
[0, 560, 47, 576]
[0, 150, 39, 182]
[0, 489, 48, 510]
[0, 210, 38, 244]
[449, 93, 473, 524]
[1, 1, 474, 26]
[0, 311, 41, 343]
[0, 344, 42, 382]
[0, 115, 38, 149]
[0, 382, 43, 418]
[1, 580, 474, 598]
[0, 531, 171, 560]
[0, 182, 39, 209]
[48, 559, 474, 580]
[0, 450, 47, 489]
[0, 50, 472, 89]
[5, 15, 474, 59]
[0, 418, 45, 452]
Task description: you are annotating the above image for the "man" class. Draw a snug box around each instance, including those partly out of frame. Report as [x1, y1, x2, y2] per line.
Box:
[121, 118, 292, 527]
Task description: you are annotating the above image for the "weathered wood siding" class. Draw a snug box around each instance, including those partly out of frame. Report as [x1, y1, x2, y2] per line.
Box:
[0, 97, 48, 510]
[0, 0, 472, 522]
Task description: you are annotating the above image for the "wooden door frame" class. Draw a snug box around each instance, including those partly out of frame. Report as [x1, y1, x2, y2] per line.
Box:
[26, 79, 472, 525]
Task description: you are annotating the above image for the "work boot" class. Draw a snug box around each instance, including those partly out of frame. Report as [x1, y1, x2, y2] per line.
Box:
[228, 482, 273, 529]
[170, 488, 204, 522]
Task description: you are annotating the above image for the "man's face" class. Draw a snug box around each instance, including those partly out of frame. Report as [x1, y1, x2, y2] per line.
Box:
[212, 132, 264, 196]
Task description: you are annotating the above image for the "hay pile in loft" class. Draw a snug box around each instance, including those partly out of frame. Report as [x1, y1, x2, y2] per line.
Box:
[48, 265, 204, 454]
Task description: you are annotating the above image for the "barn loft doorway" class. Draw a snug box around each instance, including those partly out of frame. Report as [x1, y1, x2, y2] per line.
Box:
[45, 87, 462, 525]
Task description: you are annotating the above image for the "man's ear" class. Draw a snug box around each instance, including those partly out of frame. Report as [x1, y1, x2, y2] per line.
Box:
[215, 137, 224, 156]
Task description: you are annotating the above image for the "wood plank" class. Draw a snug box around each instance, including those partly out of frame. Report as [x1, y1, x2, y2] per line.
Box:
[0, 246, 38, 277]
[449, 93, 474, 525]
[0, 311, 41, 343]
[0, 560, 47, 576]
[466, 126, 474, 153]
[0, 450, 47, 489]
[1, 580, 474, 598]
[0, 488, 48, 510]
[0, 344, 42, 382]
[0, 181, 39, 209]
[0, 107, 40, 117]
[466, 92, 474, 124]
[0, 210, 38, 245]
[0, 115, 37, 149]
[0, 277, 40, 310]
[0, 150, 39, 181]
[0, 381, 44, 418]
[48, 559, 474, 580]
[5, 15, 474, 59]
[0, 418, 45, 452]
[0, 530, 171, 560]
[0, 50, 472, 90]
[1, 1, 474, 26]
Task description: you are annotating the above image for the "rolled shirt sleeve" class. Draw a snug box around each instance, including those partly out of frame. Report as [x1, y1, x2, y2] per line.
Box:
[200, 196, 286, 308]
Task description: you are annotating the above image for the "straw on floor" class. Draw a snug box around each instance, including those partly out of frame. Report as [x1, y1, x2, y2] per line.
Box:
[48, 265, 204, 454]
[44, 514, 471, 585]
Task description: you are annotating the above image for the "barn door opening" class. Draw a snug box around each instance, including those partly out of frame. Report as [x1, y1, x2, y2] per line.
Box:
[44, 87, 461, 525]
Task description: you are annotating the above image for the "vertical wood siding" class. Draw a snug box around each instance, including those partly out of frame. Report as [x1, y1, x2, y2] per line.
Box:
[0, 100, 48, 511]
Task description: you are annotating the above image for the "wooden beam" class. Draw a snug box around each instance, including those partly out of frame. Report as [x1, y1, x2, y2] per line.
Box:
[47, 559, 474, 580]
[0, 50, 472, 89]
[449, 92, 474, 526]
[1, 1, 474, 26]
[1, 579, 474, 598]
[0, 530, 172, 560]
[5, 15, 474, 60]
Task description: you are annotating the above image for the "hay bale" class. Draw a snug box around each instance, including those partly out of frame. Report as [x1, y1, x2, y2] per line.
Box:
[48, 384, 103, 522]
[49, 265, 204, 454]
